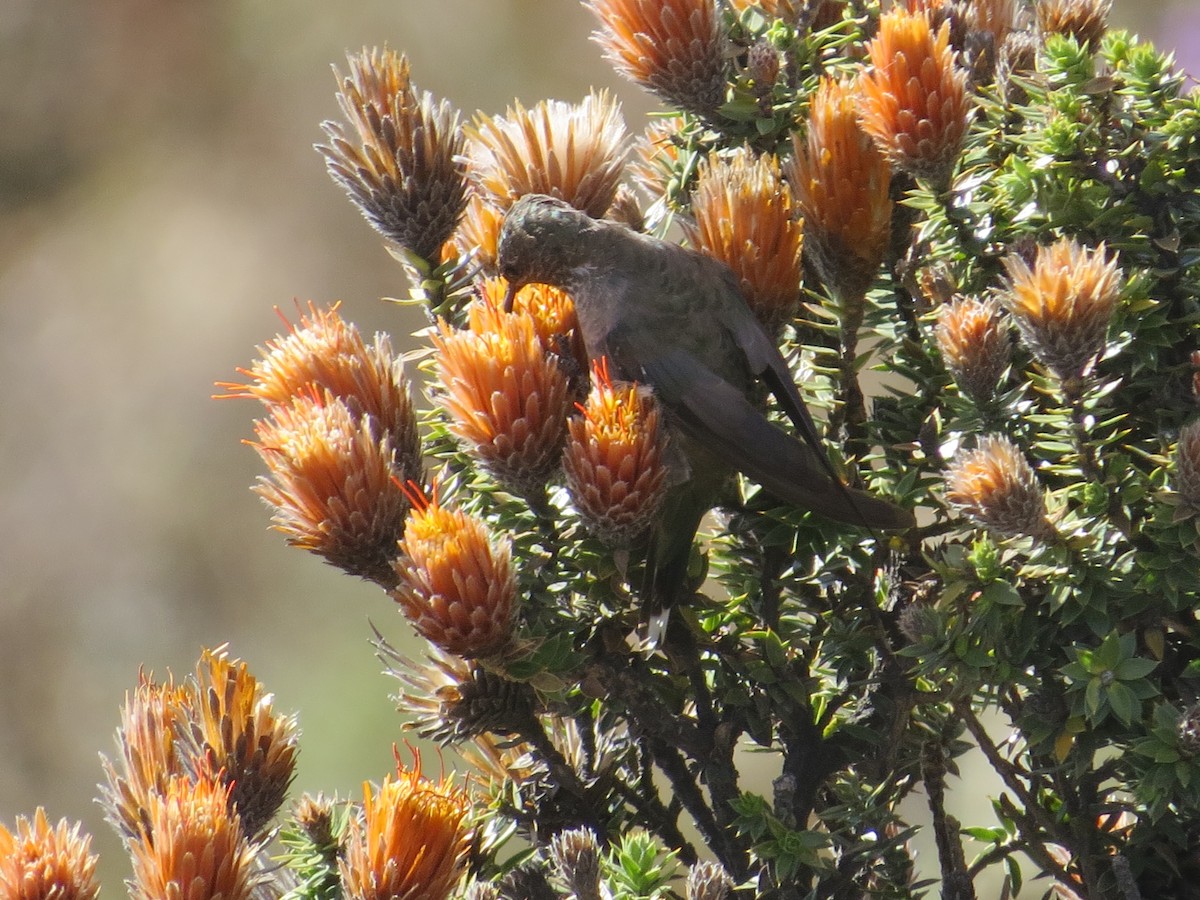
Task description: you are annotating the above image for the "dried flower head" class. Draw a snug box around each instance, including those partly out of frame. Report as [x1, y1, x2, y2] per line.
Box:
[999, 237, 1122, 382]
[251, 392, 412, 587]
[685, 860, 734, 900]
[1037, 0, 1112, 51]
[1172, 420, 1200, 512]
[433, 299, 573, 497]
[0, 811, 99, 900]
[562, 359, 671, 546]
[586, 0, 728, 117]
[935, 295, 1012, 403]
[549, 829, 602, 900]
[857, 7, 973, 188]
[182, 647, 299, 839]
[319, 48, 467, 261]
[788, 75, 892, 310]
[685, 148, 804, 334]
[629, 115, 689, 204]
[944, 435, 1053, 540]
[466, 91, 628, 217]
[99, 673, 194, 846]
[223, 303, 423, 482]
[340, 752, 472, 900]
[129, 775, 257, 900]
[392, 486, 518, 659]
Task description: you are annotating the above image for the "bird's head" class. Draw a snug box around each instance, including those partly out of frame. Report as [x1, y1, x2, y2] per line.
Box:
[497, 194, 595, 310]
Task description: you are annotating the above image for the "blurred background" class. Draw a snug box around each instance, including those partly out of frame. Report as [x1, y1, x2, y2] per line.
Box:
[1, 0, 1196, 892]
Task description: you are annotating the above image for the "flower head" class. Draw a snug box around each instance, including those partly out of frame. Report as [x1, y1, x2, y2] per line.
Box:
[340, 752, 472, 900]
[1172, 420, 1200, 512]
[549, 829, 602, 900]
[685, 148, 804, 334]
[392, 486, 518, 659]
[466, 91, 628, 217]
[0, 811, 98, 900]
[944, 435, 1052, 540]
[1037, 0, 1112, 51]
[478, 278, 582, 365]
[686, 861, 734, 900]
[788, 75, 892, 309]
[251, 392, 412, 587]
[935, 295, 1012, 403]
[223, 302, 423, 482]
[453, 194, 506, 274]
[433, 299, 573, 498]
[586, 0, 728, 117]
[319, 48, 467, 261]
[129, 775, 257, 900]
[562, 359, 671, 546]
[629, 115, 689, 205]
[857, 7, 972, 188]
[99, 673, 194, 846]
[183, 647, 299, 839]
[999, 237, 1122, 382]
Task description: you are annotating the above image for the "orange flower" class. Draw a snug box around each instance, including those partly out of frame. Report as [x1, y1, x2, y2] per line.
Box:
[563, 359, 671, 546]
[433, 299, 573, 498]
[586, 0, 728, 117]
[788, 75, 892, 311]
[340, 753, 471, 900]
[251, 392, 412, 587]
[478, 278, 581, 361]
[465, 91, 628, 217]
[1037, 0, 1111, 51]
[318, 48, 467, 261]
[0, 811, 98, 900]
[935, 295, 1011, 404]
[99, 673, 194, 846]
[1000, 237, 1122, 382]
[452, 193, 506, 274]
[945, 435, 1052, 540]
[129, 775, 257, 900]
[222, 302, 423, 482]
[187, 647, 299, 839]
[392, 487, 518, 658]
[685, 148, 804, 334]
[857, 7, 972, 188]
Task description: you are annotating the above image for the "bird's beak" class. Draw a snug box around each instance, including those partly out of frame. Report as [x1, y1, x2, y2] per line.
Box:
[503, 279, 521, 313]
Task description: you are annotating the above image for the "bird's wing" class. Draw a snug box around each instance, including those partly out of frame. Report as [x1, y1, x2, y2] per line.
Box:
[617, 337, 912, 529]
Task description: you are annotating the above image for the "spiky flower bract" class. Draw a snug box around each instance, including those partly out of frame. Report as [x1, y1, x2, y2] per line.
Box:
[562, 359, 671, 546]
[586, 0, 728, 118]
[685, 148, 804, 335]
[128, 775, 257, 900]
[466, 91, 628, 217]
[340, 752, 472, 900]
[1037, 0, 1112, 51]
[944, 435, 1053, 540]
[250, 392, 412, 587]
[392, 486, 518, 659]
[935, 295, 1012, 404]
[999, 237, 1122, 383]
[857, 6, 972, 188]
[788, 75, 892, 314]
[432, 299, 572, 498]
[0, 811, 99, 900]
[1172, 420, 1200, 513]
[319, 48, 467, 261]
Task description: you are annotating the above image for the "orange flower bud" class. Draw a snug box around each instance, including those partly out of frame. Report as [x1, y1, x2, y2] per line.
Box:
[788, 75, 892, 310]
[129, 775, 257, 900]
[433, 300, 573, 498]
[340, 752, 472, 900]
[935, 295, 1012, 403]
[945, 435, 1053, 540]
[999, 237, 1122, 382]
[686, 148, 804, 334]
[0, 811, 98, 900]
[586, 0, 728, 117]
[465, 91, 628, 217]
[318, 48, 467, 261]
[251, 393, 412, 587]
[392, 487, 518, 658]
[563, 359, 671, 546]
[857, 7, 973, 188]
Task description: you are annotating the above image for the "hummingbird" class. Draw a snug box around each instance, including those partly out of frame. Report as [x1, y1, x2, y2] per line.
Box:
[497, 194, 913, 627]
